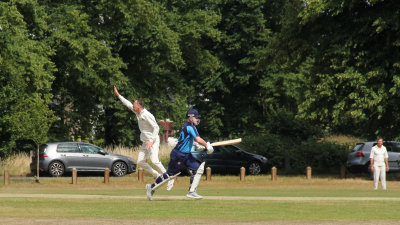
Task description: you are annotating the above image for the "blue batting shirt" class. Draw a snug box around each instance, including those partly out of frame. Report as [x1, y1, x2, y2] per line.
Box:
[173, 122, 199, 153]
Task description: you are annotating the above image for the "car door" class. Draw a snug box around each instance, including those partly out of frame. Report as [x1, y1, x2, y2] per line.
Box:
[205, 145, 243, 173]
[79, 143, 110, 170]
[386, 142, 400, 172]
[56, 143, 84, 170]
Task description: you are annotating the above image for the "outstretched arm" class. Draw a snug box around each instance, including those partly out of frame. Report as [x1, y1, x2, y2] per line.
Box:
[114, 86, 133, 111]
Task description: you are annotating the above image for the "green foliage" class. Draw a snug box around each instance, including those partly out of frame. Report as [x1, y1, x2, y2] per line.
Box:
[261, 0, 400, 139]
[0, 0, 55, 156]
[241, 134, 351, 174]
[44, 2, 127, 141]
[3, 0, 400, 158]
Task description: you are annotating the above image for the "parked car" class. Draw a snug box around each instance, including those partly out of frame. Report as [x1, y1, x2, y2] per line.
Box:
[30, 142, 136, 177]
[190, 144, 268, 175]
[346, 141, 400, 173]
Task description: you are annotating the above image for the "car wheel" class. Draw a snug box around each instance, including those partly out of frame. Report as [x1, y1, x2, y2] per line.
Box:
[247, 161, 262, 175]
[112, 161, 128, 177]
[48, 161, 65, 177]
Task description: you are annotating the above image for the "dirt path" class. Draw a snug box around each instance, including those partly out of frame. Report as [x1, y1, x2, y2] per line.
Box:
[1, 193, 400, 201]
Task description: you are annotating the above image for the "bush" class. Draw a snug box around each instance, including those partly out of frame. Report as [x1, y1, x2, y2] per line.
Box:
[240, 134, 353, 174]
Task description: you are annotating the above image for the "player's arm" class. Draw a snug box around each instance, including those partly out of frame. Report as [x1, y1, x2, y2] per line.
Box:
[369, 148, 374, 172]
[194, 137, 213, 154]
[114, 86, 134, 111]
[194, 137, 207, 147]
[385, 149, 389, 171]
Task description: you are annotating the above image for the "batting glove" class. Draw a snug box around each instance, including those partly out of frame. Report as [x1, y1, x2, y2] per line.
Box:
[206, 142, 214, 154]
[193, 141, 205, 150]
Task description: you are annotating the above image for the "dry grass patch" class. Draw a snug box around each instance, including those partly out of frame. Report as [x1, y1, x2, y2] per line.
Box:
[0, 152, 32, 176]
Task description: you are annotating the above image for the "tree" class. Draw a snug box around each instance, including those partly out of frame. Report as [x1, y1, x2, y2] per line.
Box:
[0, 0, 56, 158]
[259, 0, 400, 139]
[40, 1, 127, 142]
[191, 0, 271, 137]
[9, 95, 56, 179]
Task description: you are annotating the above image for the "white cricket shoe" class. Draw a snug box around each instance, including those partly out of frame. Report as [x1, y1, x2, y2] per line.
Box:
[166, 179, 174, 191]
[186, 191, 203, 199]
[146, 184, 154, 201]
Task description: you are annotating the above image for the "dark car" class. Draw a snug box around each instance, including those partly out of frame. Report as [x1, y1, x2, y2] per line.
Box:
[190, 144, 268, 175]
[30, 142, 136, 177]
[347, 141, 400, 173]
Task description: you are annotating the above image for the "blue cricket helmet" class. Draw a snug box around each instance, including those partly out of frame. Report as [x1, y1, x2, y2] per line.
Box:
[186, 109, 201, 118]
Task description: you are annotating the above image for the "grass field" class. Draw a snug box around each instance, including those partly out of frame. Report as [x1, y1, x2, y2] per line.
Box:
[1, 175, 400, 224]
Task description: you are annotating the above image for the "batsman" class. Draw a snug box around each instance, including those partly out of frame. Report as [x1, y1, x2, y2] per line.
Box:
[146, 109, 214, 200]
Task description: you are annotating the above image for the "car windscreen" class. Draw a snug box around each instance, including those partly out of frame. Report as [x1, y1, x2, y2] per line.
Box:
[353, 143, 364, 152]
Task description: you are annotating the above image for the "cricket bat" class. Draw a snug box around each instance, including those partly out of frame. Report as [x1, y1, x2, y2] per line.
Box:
[211, 138, 242, 147]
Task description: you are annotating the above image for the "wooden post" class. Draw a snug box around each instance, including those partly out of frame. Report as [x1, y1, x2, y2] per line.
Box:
[206, 167, 211, 181]
[138, 168, 144, 183]
[240, 167, 246, 181]
[271, 166, 277, 181]
[340, 166, 346, 179]
[4, 169, 9, 185]
[72, 168, 77, 184]
[306, 166, 312, 180]
[104, 168, 110, 184]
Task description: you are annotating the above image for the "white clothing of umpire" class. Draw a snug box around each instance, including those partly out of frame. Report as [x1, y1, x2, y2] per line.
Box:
[114, 86, 166, 178]
[370, 138, 389, 190]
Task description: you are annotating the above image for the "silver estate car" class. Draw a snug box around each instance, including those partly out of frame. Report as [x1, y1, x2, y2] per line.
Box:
[346, 141, 400, 173]
[30, 142, 136, 177]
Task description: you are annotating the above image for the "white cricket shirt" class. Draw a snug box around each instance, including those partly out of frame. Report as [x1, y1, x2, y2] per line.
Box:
[370, 145, 388, 166]
[118, 95, 160, 143]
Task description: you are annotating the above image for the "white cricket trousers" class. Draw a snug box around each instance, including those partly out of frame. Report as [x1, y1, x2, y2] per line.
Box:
[373, 164, 386, 190]
[137, 138, 166, 177]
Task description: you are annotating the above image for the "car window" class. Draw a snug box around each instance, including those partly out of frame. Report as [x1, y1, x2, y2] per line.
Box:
[391, 143, 400, 152]
[384, 142, 394, 152]
[353, 143, 364, 152]
[57, 143, 80, 153]
[39, 144, 48, 153]
[217, 145, 238, 153]
[80, 144, 102, 154]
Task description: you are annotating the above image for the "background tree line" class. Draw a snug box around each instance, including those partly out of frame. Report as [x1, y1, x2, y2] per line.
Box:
[1, 0, 399, 163]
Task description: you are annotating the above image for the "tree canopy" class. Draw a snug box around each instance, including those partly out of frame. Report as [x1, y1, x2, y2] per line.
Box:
[1, 0, 400, 156]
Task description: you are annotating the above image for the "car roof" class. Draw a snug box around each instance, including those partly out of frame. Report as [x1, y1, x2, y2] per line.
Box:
[45, 142, 94, 145]
[356, 141, 400, 145]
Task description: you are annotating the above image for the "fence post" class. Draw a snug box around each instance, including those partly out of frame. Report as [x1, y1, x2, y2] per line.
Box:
[72, 168, 77, 184]
[306, 166, 312, 180]
[271, 166, 277, 181]
[240, 167, 246, 181]
[4, 169, 9, 185]
[104, 168, 110, 184]
[206, 167, 211, 181]
[340, 166, 346, 179]
[138, 168, 144, 183]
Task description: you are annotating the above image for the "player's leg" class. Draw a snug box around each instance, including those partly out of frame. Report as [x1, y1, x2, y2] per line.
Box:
[149, 138, 167, 174]
[380, 165, 386, 190]
[373, 164, 380, 190]
[147, 139, 174, 190]
[146, 149, 182, 200]
[137, 143, 160, 178]
[186, 155, 204, 199]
